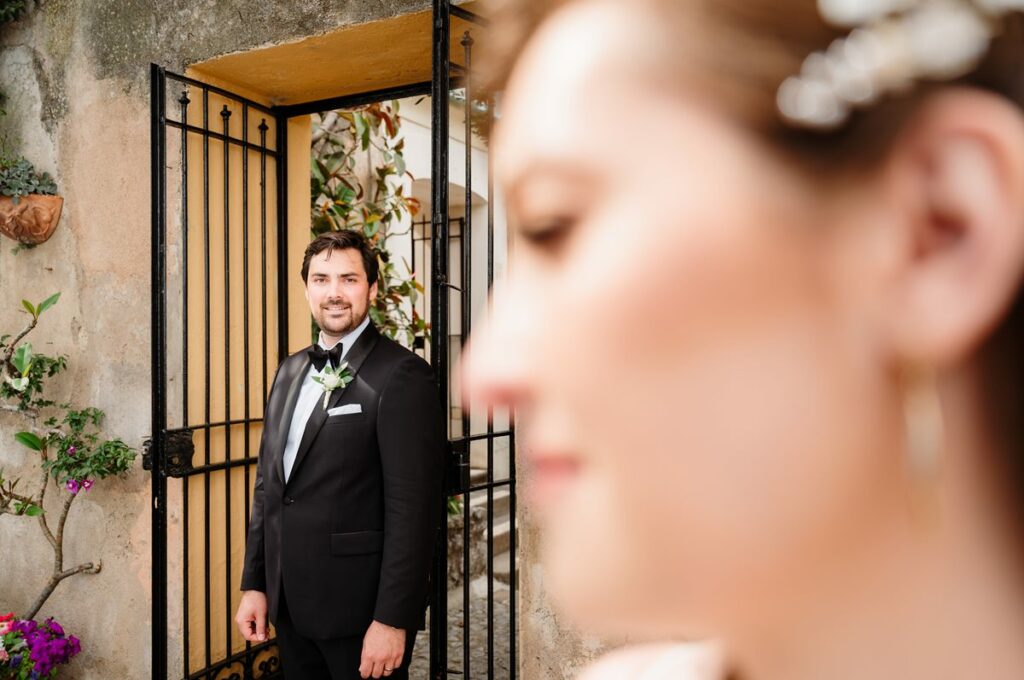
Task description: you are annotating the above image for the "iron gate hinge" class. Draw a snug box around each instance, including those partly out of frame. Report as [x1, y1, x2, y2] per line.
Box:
[142, 428, 195, 478]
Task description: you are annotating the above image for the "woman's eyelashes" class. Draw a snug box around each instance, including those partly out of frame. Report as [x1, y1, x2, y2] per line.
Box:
[518, 215, 576, 256]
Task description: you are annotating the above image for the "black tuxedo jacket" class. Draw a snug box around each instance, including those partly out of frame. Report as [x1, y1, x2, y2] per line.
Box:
[240, 322, 446, 640]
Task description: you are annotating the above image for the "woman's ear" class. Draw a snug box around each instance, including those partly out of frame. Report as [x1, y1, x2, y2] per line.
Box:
[878, 87, 1024, 369]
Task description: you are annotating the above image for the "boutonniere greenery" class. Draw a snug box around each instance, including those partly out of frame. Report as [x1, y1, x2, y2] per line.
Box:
[312, 361, 354, 409]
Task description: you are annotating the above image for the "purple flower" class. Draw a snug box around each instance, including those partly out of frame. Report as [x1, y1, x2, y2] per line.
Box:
[65, 479, 80, 495]
[8, 616, 81, 675]
[82, 479, 94, 492]
[67, 445, 77, 456]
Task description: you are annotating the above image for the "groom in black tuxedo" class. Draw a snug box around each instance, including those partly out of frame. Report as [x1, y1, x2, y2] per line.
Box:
[235, 230, 445, 680]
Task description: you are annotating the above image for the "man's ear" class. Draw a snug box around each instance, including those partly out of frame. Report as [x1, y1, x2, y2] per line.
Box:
[878, 88, 1024, 369]
[369, 280, 379, 300]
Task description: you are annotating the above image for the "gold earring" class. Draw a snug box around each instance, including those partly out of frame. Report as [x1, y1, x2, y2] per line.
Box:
[900, 364, 945, 506]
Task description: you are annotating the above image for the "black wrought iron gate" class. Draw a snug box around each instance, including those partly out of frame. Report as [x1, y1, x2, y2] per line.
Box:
[150, 2, 515, 679]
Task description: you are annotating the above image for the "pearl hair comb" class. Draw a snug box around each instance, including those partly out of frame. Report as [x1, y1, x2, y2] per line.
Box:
[777, 0, 1024, 129]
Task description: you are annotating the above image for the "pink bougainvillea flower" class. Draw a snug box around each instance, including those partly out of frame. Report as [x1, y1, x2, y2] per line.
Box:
[0, 647, 8, 662]
[65, 479, 80, 495]
[67, 445, 77, 455]
[0, 621, 10, 635]
[81, 479, 94, 492]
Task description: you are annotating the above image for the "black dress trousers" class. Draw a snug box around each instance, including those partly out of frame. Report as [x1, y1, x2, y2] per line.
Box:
[274, 587, 418, 680]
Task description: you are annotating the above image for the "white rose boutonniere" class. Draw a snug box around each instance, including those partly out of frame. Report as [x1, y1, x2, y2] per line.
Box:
[312, 360, 355, 409]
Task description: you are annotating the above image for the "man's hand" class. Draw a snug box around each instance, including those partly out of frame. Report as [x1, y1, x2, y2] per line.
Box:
[359, 620, 406, 678]
[235, 590, 269, 643]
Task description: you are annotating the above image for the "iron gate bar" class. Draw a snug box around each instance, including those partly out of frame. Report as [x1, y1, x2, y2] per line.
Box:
[166, 72, 278, 116]
[161, 121, 280, 157]
[202, 82, 212, 674]
[430, 1, 452, 677]
[221, 102, 233, 674]
[166, 417, 263, 432]
[273, 81, 433, 119]
[184, 457, 262, 476]
[450, 5, 490, 26]
[460, 30, 474, 679]
[240, 100, 253, 677]
[275, 113, 289, 365]
[273, 76, 469, 120]
[150, 62, 169, 680]
[486, 64, 497, 680]
[259, 117, 271, 403]
[178, 85, 193, 680]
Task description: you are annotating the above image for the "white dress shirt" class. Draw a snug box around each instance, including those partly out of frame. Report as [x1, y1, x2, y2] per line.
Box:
[281, 315, 370, 483]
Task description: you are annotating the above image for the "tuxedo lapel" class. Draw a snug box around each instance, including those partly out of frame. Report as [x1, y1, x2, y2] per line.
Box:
[273, 354, 311, 486]
[285, 323, 380, 489]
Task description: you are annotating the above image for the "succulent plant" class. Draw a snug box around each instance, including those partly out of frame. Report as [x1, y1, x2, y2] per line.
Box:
[0, 158, 57, 204]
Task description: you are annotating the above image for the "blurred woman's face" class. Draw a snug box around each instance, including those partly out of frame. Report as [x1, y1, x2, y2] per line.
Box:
[466, 0, 907, 637]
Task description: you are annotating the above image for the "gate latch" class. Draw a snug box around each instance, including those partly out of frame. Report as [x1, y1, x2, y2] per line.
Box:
[142, 428, 195, 478]
[446, 439, 470, 495]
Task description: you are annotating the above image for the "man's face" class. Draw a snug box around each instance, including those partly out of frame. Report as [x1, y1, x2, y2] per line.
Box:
[304, 247, 377, 338]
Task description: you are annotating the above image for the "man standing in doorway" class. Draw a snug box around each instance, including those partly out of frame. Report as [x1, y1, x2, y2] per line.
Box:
[235, 230, 445, 680]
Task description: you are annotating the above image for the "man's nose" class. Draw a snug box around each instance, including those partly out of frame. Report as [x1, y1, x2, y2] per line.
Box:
[327, 278, 346, 298]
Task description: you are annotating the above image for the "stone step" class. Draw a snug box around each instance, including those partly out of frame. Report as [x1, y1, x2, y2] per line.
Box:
[467, 486, 511, 519]
[493, 550, 514, 585]
[485, 519, 514, 555]
[469, 467, 488, 486]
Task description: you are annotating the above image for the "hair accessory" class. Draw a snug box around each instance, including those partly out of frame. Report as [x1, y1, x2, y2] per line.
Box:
[777, 0, 1023, 129]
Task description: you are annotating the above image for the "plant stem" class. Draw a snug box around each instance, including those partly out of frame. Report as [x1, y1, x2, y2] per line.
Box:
[1, 314, 37, 366]
[23, 490, 102, 620]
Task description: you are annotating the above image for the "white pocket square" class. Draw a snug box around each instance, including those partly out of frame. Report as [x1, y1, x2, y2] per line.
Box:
[327, 403, 362, 416]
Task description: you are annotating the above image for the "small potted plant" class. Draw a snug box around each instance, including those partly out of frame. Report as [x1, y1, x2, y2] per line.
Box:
[0, 156, 61, 245]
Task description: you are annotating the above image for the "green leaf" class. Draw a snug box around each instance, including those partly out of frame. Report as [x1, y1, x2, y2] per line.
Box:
[36, 292, 60, 315]
[24, 504, 43, 517]
[11, 342, 32, 375]
[21, 299, 35, 316]
[15, 431, 43, 451]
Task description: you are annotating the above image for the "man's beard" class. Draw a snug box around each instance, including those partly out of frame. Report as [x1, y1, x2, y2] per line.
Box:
[318, 300, 366, 335]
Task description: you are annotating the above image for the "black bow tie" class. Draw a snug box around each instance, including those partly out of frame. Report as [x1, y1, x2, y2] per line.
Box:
[308, 343, 343, 372]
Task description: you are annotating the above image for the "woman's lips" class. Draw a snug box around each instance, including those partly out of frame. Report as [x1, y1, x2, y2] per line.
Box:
[526, 453, 582, 508]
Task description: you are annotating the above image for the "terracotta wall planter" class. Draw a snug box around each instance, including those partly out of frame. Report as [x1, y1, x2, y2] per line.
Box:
[0, 194, 64, 245]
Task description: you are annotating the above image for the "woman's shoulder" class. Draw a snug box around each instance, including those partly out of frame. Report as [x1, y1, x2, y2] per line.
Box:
[578, 642, 725, 680]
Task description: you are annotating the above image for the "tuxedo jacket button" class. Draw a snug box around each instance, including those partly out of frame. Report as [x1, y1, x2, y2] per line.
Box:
[283, 496, 294, 505]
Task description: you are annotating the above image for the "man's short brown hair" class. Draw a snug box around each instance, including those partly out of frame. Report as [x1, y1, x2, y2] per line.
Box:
[300, 230, 379, 284]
